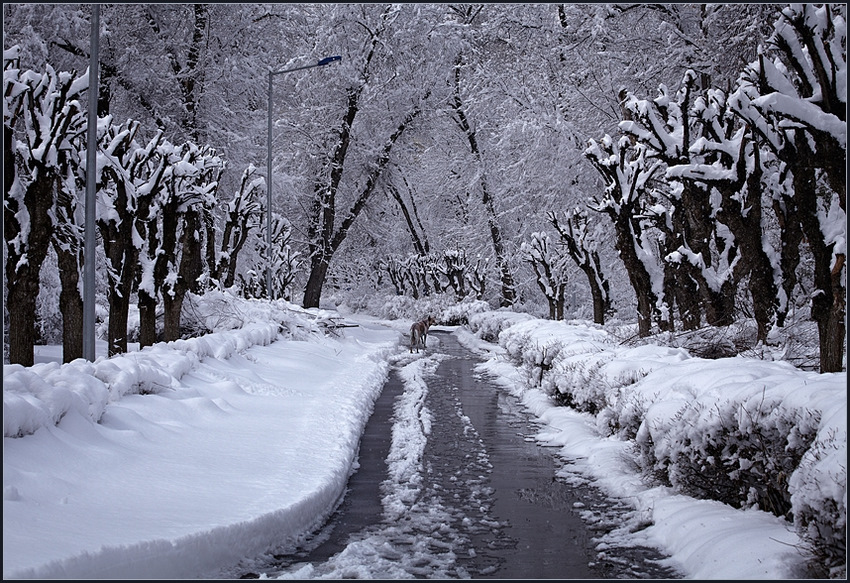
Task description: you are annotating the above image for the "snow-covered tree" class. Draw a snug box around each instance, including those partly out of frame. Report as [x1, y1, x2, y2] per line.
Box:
[547, 209, 611, 324]
[300, 4, 433, 309]
[3, 47, 88, 365]
[520, 232, 568, 320]
[585, 135, 665, 337]
[208, 164, 265, 290]
[620, 73, 738, 330]
[729, 3, 846, 373]
[667, 82, 783, 343]
[96, 119, 170, 355]
[243, 214, 299, 302]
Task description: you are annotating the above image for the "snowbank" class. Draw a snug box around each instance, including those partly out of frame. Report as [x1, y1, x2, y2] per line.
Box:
[3, 300, 400, 579]
[478, 315, 847, 577]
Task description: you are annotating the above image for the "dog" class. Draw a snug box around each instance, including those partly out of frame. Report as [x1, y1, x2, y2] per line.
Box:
[409, 316, 436, 353]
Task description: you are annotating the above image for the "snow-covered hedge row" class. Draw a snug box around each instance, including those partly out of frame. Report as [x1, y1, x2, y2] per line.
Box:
[4, 291, 345, 440]
[3, 322, 281, 438]
[466, 309, 535, 342]
[479, 316, 846, 575]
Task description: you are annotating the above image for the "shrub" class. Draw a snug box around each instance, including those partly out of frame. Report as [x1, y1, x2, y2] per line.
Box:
[467, 310, 534, 342]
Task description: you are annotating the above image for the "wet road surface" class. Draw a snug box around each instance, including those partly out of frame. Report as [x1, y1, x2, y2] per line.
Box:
[235, 330, 680, 579]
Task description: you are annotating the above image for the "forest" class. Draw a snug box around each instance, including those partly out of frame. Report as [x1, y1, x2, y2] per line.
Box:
[2, 3, 846, 372]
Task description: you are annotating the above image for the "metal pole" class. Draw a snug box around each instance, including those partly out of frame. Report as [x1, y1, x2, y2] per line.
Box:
[83, 4, 100, 361]
[266, 71, 273, 299]
[265, 56, 340, 302]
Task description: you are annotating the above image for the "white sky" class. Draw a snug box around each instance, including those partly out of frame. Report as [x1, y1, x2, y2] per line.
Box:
[3, 299, 846, 579]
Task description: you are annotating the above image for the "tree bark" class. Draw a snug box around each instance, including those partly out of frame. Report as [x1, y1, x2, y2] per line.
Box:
[52, 195, 84, 363]
[771, 192, 804, 327]
[792, 130, 846, 373]
[163, 209, 204, 341]
[5, 177, 55, 365]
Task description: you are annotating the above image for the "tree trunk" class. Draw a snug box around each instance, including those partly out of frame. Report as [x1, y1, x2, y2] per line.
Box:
[163, 210, 204, 341]
[673, 266, 701, 330]
[303, 254, 330, 309]
[98, 180, 134, 356]
[7, 276, 39, 367]
[162, 292, 184, 342]
[771, 192, 804, 327]
[52, 216, 84, 362]
[158, 198, 182, 341]
[615, 213, 656, 337]
[792, 131, 846, 373]
[138, 291, 158, 347]
[585, 253, 611, 326]
[388, 183, 427, 255]
[135, 179, 161, 348]
[5, 175, 55, 366]
[481, 179, 516, 307]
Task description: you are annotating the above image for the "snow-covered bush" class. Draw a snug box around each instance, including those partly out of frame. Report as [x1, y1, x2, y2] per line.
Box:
[789, 402, 847, 577]
[437, 298, 491, 326]
[466, 309, 534, 342]
[500, 319, 616, 412]
[484, 311, 845, 574]
[623, 360, 845, 571]
[2, 296, 325, 438]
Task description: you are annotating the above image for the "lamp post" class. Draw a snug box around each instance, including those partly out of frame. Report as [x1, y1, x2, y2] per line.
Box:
[266, 55, 341, 300]
[83, 4, 100, 361]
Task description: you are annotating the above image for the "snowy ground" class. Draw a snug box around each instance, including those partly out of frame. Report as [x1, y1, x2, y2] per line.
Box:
[2, 296, 846, 579]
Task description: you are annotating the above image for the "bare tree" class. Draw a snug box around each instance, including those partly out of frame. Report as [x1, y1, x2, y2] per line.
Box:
[547, 209, 611, 324]
[521, 232, 568, 320]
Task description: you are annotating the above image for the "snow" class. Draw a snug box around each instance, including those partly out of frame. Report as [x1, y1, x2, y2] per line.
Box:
[3, 296, 846, 579]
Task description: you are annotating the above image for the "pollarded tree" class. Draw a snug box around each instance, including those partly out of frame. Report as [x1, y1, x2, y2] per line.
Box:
[163, 144, 224, 340]
[520, 232, 568, 321]
[729, 3, 846, 373]
[136, 140, 224, 344]
[207, 163, 264, 290]
[49, 109, 87, 363]
[96, 119, 169, 355]
[584, 135, 665, 337]
[620, 72, 738, 329]
[668, 84, 782, 343]
[547, 209, 612, 325]
[3, 48, 88, 365]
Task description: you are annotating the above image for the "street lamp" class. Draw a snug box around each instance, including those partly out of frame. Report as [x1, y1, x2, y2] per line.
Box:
[83, 4, 100, 361]
[266, 55, 341, 300]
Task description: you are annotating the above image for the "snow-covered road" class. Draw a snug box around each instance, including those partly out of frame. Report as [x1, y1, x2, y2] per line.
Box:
[228, 331, 681, 579]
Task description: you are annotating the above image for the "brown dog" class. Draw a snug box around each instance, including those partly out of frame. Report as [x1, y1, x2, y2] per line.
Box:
[409, 316, 436, 353]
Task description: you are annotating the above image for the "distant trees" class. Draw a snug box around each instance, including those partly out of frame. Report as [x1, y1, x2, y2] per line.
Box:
[380, 248, 488, 302]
